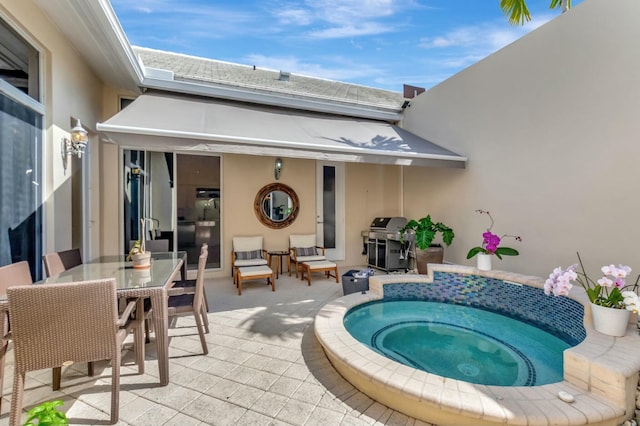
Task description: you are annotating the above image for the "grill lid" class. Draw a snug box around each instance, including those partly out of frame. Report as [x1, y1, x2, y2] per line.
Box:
[369, 217, 407, 233]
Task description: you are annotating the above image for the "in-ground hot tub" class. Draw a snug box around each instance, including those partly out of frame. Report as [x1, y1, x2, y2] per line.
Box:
[314, 264, 640, 426]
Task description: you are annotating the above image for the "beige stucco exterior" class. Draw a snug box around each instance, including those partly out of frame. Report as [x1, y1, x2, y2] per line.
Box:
[402, 0, 640, 278]
[4, 0, 639, 282]
[0, 0, 104, 261]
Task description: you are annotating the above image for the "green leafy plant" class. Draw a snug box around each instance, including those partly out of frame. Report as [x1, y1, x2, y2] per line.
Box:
[23, 400, 68, 426]
[401, 215, 454, 250]
[127, 240, 142, 261]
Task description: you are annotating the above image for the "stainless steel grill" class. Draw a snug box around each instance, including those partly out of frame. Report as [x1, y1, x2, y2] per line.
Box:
[367, 217, 408, 272]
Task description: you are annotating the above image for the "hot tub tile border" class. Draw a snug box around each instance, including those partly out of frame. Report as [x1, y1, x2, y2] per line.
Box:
[315, 264, 640, 425]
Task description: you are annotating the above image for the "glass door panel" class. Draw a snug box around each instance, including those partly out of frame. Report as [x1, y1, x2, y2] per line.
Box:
[176, 155, 221, 270]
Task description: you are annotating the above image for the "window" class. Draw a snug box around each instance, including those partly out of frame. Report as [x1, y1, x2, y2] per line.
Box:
[0, 16, 43, 279]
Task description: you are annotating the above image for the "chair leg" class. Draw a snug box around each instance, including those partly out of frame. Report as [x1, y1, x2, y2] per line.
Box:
[144, 319, 151, 344]
[203, 287, 210, 312]
[0, 339, 7, 413]
[52, 367, 61, 391]
[270, 274, 275, 292]
[194, 311, 208, 355]
[134, 299, 145, 374]
[10, 372, 26, 426]
[200, 302, 210, 334]
[88, 361, 95, 377]
[110, 350, 121, 424]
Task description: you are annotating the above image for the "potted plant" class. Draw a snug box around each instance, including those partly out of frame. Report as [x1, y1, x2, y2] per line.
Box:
[127, 240, 151, 268]
[127, 219, 151, 269]
[466, 209, 521, 270]
[401, 215, 454, 274]
[544, 252, 640, 337]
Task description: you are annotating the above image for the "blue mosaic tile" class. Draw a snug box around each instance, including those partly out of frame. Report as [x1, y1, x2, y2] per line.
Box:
[382, 272, 586, 346]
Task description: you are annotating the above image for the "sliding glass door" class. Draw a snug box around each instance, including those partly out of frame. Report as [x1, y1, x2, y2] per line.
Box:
[123, 150, 221, 270]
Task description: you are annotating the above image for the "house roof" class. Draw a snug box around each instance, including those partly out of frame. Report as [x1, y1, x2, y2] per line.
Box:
[134, 47, 406, 113]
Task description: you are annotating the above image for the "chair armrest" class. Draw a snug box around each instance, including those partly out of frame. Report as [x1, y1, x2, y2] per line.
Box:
[316, 246, 326, 255]
[290, 247, 298, 261]
[117, 299, 138, 327]
[168, 287, 191, 296]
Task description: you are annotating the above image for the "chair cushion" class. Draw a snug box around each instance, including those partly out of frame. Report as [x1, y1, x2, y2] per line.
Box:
[172, 279, 195, 288]
[235, 250, 263, 260]
[234, 259, 268, 267]
[289, 234, 316, 248]
[233, 236, 263, 252]
[296, 247, 317, 256]
[303, 260, 337, 270]
[295, 255, 326, 262]
[168, 293, 195, 308]
[237, 265, 273, 277]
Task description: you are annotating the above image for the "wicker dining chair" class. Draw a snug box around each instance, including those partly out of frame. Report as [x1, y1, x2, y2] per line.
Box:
[128, 239, 169, 253]
[7, 278, 145, 425]
[164, 249, 209, 355]
[172, 243, 210, 320]
[42, 248, 82, 277]
[42, 248, 94, 390]
[0, 261, 32, 413]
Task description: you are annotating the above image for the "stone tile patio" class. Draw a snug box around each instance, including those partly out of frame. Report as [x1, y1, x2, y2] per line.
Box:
[0, 266, 433, 425]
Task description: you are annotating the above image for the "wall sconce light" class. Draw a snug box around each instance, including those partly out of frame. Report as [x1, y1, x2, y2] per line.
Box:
[61, 119, 88, 171]
[274, 158, 283, 180]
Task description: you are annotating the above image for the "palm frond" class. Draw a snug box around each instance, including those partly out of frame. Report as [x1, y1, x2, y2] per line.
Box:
[500, 0, 532, 26]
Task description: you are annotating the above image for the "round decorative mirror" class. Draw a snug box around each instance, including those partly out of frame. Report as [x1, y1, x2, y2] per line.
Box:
[254, 183, 299, 229]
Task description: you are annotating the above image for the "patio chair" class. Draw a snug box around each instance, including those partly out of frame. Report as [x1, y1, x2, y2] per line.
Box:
[128, 239, 169, 253]
[172, 243, 209, 320]
[7, 278, 145, 425]
[231, 236, 269, 285]
[164, 249, 209, 354]
[288, 234, 327, 278]
[142, 243, 210, 343]
[42, 249, 96, 389]
[42, 248, 82, 277]
[0, 261, 32, 412]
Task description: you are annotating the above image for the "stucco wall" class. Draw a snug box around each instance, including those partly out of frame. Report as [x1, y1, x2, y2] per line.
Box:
[1, 0, 104, 260]
[402, 0, 640, 277]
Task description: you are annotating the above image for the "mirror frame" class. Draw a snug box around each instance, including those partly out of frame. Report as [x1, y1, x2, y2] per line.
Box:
[254, 182, 300, 229]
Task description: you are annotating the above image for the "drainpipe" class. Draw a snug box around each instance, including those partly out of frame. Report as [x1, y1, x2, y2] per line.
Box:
[400, 165, 404, 216]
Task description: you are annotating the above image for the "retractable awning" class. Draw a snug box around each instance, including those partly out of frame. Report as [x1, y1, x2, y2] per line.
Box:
[97, 92, 466, 168]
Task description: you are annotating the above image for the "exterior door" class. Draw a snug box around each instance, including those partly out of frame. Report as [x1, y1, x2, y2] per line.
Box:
[316, 161, 345, 260]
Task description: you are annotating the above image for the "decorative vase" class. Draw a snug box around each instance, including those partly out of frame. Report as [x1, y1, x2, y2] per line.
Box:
[477, 253, 492, 271]
[131, 251, 151, 269]
[590, 302, 630, 337]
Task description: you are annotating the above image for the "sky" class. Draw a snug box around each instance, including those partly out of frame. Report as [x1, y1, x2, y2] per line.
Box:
[110, 0, 583, 93]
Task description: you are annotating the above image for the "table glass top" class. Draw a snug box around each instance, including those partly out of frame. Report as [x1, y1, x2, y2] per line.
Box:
[40, 252, 186, 290]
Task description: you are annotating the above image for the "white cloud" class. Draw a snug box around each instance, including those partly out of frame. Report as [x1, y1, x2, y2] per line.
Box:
[309, 22, 393, 39]
[274, 8, 313, 26]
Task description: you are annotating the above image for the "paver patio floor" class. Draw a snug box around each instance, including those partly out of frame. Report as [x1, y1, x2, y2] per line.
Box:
[0, 266, 433, 425]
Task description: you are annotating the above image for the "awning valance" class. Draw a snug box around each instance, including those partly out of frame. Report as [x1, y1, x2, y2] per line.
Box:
[97, 92, 466, 168]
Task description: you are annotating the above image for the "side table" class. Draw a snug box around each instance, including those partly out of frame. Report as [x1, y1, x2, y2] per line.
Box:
[268, 250, 289, 278]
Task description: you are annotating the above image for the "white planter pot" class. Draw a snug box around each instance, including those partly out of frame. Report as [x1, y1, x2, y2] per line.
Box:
[476, 253, 492, 271]
[131, 251, 151, 269]
[590, 302, 630, 337]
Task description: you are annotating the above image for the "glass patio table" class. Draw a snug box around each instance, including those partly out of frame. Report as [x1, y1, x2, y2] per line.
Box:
[36, 251, 187, 386]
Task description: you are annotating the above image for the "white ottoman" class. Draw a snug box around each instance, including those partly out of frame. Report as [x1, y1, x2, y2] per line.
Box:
[301, 261, 339, 286]
[236, 265, 275, 295]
